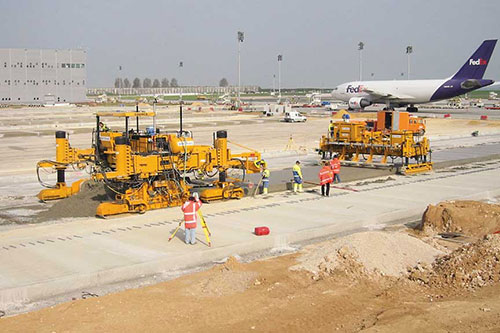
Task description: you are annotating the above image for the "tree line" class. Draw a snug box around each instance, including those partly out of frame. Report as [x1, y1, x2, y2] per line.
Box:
[114, 77, 229, 88]
[114, 78, 178, 88]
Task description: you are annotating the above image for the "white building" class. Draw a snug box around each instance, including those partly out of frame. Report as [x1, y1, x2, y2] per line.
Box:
[0, 48, 86, 104]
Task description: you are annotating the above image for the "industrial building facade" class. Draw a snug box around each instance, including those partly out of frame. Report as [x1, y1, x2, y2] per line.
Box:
[0, 48, 86, 104]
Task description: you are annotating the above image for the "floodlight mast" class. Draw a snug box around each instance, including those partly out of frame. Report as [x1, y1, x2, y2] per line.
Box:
[406, 45, 413, 79]
[277, 54, 283, 102]
[358, 42, 364, 81]
[237, 31, 244, 108]
[179, 61, 183, 132]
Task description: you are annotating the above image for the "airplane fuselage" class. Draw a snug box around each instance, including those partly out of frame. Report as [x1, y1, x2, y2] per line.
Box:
[331, 40, 497, 109]
[332, 78, 494, 107]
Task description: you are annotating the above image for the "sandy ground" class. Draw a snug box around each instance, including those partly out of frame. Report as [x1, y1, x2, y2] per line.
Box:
[0, 243, 498, 332]
[0, 200, 499, 332]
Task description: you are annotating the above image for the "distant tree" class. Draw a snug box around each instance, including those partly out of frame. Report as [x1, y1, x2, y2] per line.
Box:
[152, 79, 160, 88]
[143, 78, 152, 88]
[219, 78, 229, 87]
[161, 78, 169, 87]
[114, 78, 123, 88]
[123, 78, 131, 88]
[133, 77, 141, 88]
[170, 78, 178, 87]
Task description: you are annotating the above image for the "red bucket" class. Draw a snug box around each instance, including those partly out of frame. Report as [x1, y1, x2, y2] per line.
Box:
[254, 226, 270, 236]
[444, 113, 451, 118]
[480, 115, 488, 120]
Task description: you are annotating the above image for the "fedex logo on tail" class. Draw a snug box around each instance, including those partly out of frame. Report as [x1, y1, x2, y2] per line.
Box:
[346, 85, 364, 93]
[469, 58, 488, 66]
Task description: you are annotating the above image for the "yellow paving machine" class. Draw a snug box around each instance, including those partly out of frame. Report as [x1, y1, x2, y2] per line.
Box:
[319, 110, 432, 174]
[37, 110, 262, 217]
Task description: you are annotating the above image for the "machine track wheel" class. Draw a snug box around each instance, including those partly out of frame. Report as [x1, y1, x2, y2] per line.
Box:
[136, 204, 147, 214]
[222, 188, 232, 200]
[231, 188, 244, 199]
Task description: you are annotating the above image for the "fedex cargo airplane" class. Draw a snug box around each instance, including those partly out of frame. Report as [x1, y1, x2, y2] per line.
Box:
[331, 39, 497, 112]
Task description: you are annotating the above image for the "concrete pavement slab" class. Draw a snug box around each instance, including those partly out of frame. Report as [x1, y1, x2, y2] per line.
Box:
[0, 160, 499, 313]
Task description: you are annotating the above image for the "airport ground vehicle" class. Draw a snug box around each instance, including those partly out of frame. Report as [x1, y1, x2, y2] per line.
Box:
[318, 110, 432, 174]
[284, 111, 307, 122]
[37, 111, 263, 217]
[325, 102, 349, 111]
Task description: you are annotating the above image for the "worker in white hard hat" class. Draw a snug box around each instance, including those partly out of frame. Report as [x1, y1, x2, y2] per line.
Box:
[181, 192, 202, 245]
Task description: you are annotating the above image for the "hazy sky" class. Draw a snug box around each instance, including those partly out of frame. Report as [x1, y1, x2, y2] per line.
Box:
[2, 0, 499, 88]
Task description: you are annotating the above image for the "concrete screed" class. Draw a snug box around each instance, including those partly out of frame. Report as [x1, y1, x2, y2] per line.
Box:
[0, 159, 499, 314]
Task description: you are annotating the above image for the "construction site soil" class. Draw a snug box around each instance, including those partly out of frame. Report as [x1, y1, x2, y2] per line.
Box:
[419, 200, 500, 237]
[1, 200, 499, 332]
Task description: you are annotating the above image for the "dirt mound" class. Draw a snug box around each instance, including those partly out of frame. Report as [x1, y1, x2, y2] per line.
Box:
[185, 256, 258, 297]
[409, 234, 500, 291]
[419, 200, 500, 237]
[36, 181, 110, 222]
[291, 231, 443, 278]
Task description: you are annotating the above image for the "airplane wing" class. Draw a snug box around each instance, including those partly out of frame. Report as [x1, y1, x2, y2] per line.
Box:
[362, 87, 414, 100]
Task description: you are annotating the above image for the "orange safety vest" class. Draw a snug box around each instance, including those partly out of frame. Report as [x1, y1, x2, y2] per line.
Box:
[330, 158, 341, 174]
[319, 166, 333, 185]
[181, 199, 202, 229]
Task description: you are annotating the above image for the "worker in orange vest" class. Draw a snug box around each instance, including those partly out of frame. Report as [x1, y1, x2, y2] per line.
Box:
[330, 154, 341, 183]
[319, 161, 333, 196]
[181, 192, 202, 245]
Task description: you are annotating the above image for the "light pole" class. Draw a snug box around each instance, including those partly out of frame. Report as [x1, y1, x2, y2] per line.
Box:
[406, 45, 413, 80]
[358, 42, 364, 81]
[118, 65, 122, 102]
[278, 54, 282, 102]
[272, 74, 276, 95]
[179, 60, 184, 132]
[237, 31, 244, 108]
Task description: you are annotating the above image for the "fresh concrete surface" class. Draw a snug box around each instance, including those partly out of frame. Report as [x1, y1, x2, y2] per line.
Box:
[0, 160, 499, 312]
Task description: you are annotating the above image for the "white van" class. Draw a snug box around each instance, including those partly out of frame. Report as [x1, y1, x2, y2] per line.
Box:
[284, 111, 307, 122]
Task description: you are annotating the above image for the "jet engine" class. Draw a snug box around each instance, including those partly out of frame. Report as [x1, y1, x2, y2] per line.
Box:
[348, 97, 372, 109]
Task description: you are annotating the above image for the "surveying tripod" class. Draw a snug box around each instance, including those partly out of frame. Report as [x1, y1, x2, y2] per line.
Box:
[168, 210, 212, 247]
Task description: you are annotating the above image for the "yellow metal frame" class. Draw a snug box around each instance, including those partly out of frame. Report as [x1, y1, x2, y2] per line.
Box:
[37, 112, 263, 217]
[319, 110, 432, 174]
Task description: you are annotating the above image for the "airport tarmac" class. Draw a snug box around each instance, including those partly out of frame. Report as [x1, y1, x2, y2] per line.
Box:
[0, 104, 499, 314]
[1, 104, 500, 223]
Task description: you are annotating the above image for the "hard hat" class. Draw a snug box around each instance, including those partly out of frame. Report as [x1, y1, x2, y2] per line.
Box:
[193, 192, 199, 199]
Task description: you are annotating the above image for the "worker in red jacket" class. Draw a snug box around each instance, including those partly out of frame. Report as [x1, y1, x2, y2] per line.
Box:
[319, 161, 333, 196]
[330, 154, 341, 183]
[181, 193, 202, 245]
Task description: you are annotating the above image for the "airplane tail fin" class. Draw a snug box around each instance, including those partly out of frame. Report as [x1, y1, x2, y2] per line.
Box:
[452, 39, 497, 79]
